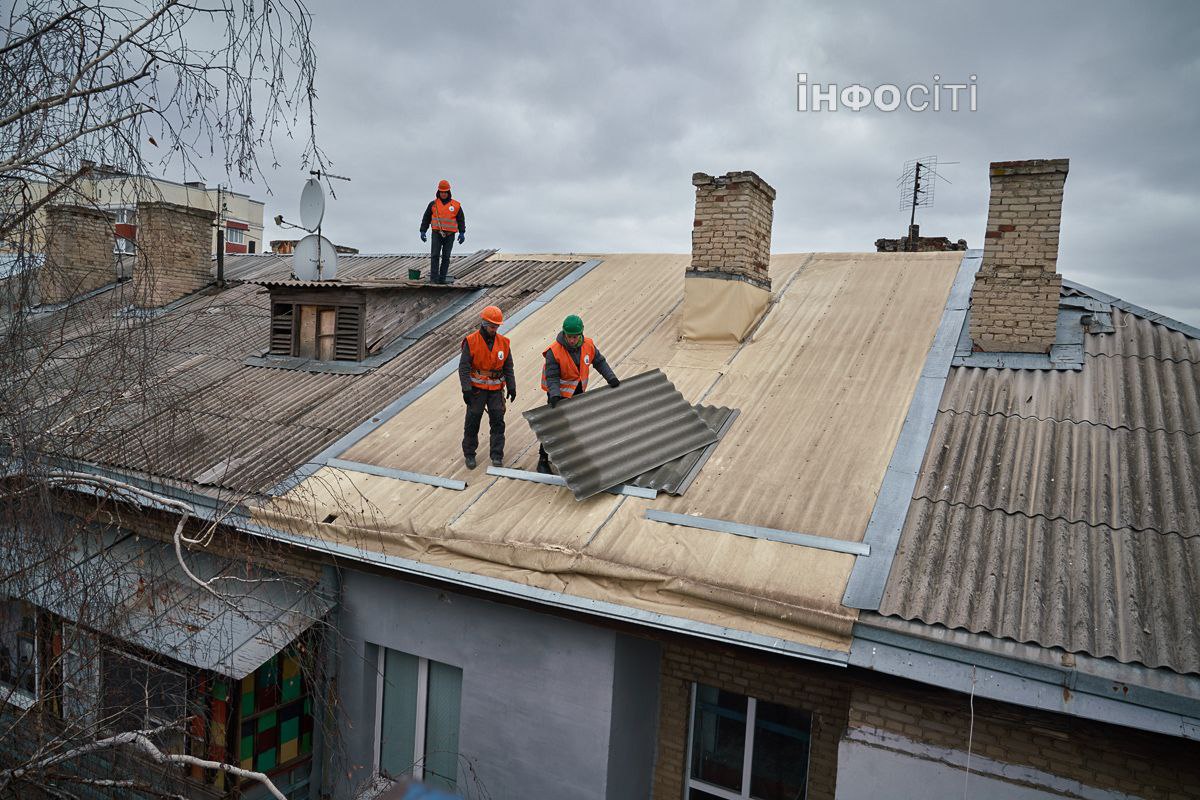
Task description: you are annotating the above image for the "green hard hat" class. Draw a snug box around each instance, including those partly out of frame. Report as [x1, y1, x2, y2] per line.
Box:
[562, 314, 584, 335]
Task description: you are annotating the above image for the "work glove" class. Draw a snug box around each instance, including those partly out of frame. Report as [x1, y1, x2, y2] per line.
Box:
[608, 377, 620, 388]
[548, 395, 561, 408]
[506, 385, 517, 402]
[420, 231, 427, 243]
[457, 232, 465, 245]
[463, 390, 473, 406]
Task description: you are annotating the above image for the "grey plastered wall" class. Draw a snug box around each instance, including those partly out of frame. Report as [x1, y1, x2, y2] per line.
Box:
[333, 568, 660, 799]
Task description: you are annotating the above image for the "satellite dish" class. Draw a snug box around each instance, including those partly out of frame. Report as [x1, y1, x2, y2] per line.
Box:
[292, 234, 338, 281]
[298, 178, 325, 231]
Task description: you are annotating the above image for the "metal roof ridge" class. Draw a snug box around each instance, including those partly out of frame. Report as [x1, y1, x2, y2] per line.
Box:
[1062, 277, 1200, 341]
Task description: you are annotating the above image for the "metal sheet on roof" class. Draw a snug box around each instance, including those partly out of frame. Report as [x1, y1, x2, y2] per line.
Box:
[2, 528, 332, 678]
[523, 369, 718, 500]
[881, 303, 1200, 675]
[629, 405, 737, 495]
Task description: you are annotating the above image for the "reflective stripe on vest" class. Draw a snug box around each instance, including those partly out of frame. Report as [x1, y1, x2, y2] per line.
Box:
[540, 337, 595, 398]
[431, 198, 460, 232]
[466, 330, 509, 391]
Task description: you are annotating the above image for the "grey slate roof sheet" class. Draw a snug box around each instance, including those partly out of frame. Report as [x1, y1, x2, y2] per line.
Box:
[4, 528, 332, 678]
[629, 405, 737, 495]
[28, 255, 583, 495]
[523, 369, 719, 500]
[880, 302, 1200, 675]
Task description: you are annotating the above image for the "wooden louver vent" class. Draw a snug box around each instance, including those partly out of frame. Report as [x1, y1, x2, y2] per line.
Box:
[334, 305, 363, 360]
[269, 300, 364, 361]
[270, 303, 294, 355]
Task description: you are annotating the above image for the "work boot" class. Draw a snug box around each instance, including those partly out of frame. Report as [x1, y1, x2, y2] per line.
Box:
[464, 454, 477, 469]
[491, 457, 503, 468]
[536, 456, 552, 474]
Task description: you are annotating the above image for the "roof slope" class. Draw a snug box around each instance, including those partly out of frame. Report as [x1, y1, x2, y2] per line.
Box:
[26, 253, 583, 495]
[879, 306, 1200, 675]
[260, 251, 963, 655]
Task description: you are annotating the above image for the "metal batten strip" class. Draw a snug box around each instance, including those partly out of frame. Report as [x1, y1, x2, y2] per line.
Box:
[327, 458, 466, 491]
[841, 250, 980, 610]
[486, 466, 656, 499]
[645, 510, 870, 556]
[267, 259, 603, 497]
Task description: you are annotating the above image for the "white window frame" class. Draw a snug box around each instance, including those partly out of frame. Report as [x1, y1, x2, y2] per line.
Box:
[111, 206, 136, 254]
[371, 647, 435, 782]
[682, 683, 812, 800]
[0, 598, 38, 710]
[225, 225, 245, 245]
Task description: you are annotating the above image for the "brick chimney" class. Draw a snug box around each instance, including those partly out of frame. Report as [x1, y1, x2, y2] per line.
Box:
[682, 171, 775, 342]
[968, 159, 1068, 353]
[39, 205, 118, 304]
[133, 201, 215, 307]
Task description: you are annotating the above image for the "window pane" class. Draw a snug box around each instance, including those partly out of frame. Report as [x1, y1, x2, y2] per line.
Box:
[689, 789, 730, 800]
[423, 660, 462, 791]
[750, 699, 811, 800]
[379, 649, 418, 777]
[690, 684, 747, 792]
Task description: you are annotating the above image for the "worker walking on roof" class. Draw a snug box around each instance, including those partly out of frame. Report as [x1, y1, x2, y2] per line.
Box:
[420, 179, 465, 285]
[537, 314, 620, 473]
[460, 305, 515, 469]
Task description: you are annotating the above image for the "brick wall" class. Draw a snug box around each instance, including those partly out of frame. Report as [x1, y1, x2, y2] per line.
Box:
[651, 632, 1200, 800]
[848, 677, 1200, 800]
[653, 638, 850, 799]
[39, 205, 116, 304]
[969, 158, 1068, 353]
[690, 171, 775, 291]
[134, 201, 215, 307]
[875, 223, 968, 253]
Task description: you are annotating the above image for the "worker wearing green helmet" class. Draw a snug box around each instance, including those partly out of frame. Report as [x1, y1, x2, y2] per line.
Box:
[536, 314, 621, 473]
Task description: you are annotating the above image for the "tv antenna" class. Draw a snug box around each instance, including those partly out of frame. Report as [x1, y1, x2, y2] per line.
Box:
[276, 171, 352, 281]
[897, 157, 956, 229]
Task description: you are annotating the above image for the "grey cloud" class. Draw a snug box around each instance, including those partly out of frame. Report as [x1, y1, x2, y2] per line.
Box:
[212, 0, 1199, 324]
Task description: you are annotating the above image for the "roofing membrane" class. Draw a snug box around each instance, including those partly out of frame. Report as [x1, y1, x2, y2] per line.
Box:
[260, 251, 963, 654]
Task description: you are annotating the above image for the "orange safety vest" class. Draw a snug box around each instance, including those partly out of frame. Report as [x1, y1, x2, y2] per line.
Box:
[540, 338, 596, 398]
[431, 197, 460, 233]
[465, 330, 510, 391]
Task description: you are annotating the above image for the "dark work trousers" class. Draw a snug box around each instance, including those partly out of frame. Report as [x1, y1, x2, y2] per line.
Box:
[430, 231, 454, 283]
[538, 386, 584, 465]
[463, 389, 506, 461]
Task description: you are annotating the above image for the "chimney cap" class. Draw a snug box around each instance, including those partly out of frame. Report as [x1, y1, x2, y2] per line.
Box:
[989, 158, 1069, 177]
[692, 170, 777, 200]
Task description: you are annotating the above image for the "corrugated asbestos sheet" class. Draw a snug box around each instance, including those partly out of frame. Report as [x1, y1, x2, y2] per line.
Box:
[880, 307, 1200, 675]
[630, 404, 737, 495]
[222, 249, 498, 283]
[2, 527, 332, 678]
[27, 256, 583, 495]
[273, 252, 963, 654]
[523, 369, 719, 500]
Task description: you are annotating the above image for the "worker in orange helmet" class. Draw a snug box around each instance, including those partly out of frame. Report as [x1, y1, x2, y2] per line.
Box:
[420, 179, 465, 284]
[536, 314, 619, 473]
[459, 305, 515, 469]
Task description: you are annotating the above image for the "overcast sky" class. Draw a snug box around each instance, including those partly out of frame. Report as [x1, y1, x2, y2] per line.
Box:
[221, 1, 1199, 324]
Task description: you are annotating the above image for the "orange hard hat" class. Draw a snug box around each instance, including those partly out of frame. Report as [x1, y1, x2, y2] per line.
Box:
[481, 305, 503, 325]
[437, 179, 451, 192]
